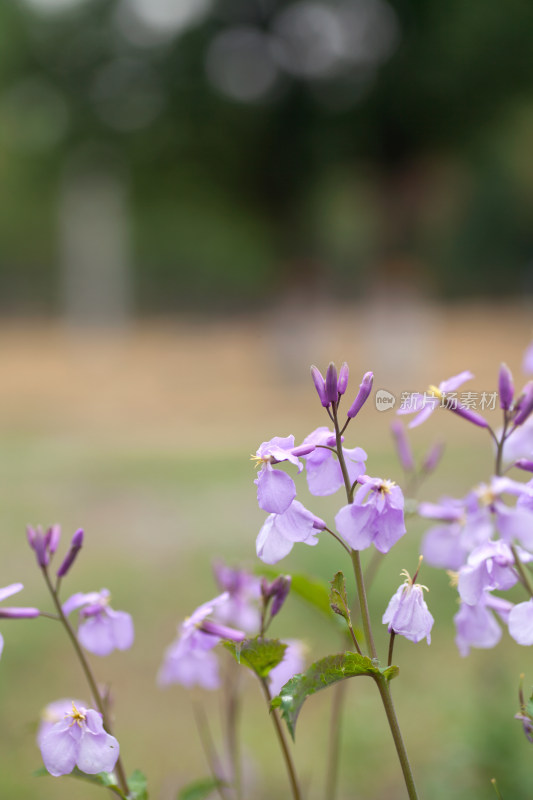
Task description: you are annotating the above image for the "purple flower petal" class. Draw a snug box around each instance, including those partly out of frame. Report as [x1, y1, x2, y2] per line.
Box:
[508, 600, 533, 646]
[0, 583, 24, 603]
[76, 730, 119, 774]
[40, 728, 78, 777]
[256, 467, 296, 514]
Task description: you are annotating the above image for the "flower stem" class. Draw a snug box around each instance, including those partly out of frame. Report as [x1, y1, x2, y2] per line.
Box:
[41, 567, 130, 798]
[193, 700, 232, 800]
[350, 549, 378, 660]
[259, 678, 302, 800]
[510, 544, 533, 599]
[374, 676, 419, 800]
[324, 679, 347, 800]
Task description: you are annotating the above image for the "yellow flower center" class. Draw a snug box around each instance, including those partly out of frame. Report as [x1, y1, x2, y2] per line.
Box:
[428, 384, 443, 400]
[67, 703, 86, 727]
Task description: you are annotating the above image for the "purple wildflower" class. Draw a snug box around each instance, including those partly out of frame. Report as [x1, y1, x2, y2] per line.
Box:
[454, 591, 513, 657]
[269, 639, 306, 697]
[382, 563, 434, 644]
[457, 540, 530, 605]
[397, 371, 474, 428]
[256, 500, 325, 565]
[253, 435, 312, 515]
[301, 427, 367, 496]
[63, 589, 134, 657]
[335, 476, 406, 554]
[0, 583, 40, 658]
[419, 496, 492, 570]
[39, 702, 119, 777]
[212, 562, 261, 633]
[158, 593, 245, 690]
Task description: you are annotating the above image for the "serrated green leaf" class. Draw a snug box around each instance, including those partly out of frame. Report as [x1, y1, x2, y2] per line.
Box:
[271, 651, 399, 739]
[224, 636, 287, 678]
[329, 571, 351, 623]
[255, 568, 333, 618]
[177, 777, 227, 800]
[128, 769, 149, 799]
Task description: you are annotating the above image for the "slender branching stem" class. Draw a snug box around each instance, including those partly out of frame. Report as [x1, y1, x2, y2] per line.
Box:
[374, 677, 419, 800]
[193, 700, 232, 800]
[324, 679, 347, 800]
[387, 631, 396, 667]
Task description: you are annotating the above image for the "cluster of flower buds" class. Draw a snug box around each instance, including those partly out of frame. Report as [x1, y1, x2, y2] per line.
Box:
[310, 362, 374, 421]
[27, 524, 84, 579]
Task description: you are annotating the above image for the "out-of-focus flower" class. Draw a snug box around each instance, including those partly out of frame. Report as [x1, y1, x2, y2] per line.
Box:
[457, 540, 531, 605]
[508, 599, 533, 646]
[27, 524, 62, 568]
[213, 562, 261, 633]
[39, 703, 119, 777]
[390, 421, 415, 472]
[63, 589, 134, 657]
[382, 564, 433, 644]
[256, 500, 325, 565]
[499, 363, 514, 411]
[397, 371, 476, 428]
[302, 427, 367, 496]
[269, 639, 306, 696]
[454, 592, 513, 657]
[335, 476, 406, 553]
[252, 435, 313, 515]
[0, 583, 40, 658]
[56, 529, 84, 578]
[158, 593, 245, 690]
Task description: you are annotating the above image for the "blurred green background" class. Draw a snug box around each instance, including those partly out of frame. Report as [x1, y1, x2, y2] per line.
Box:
[1, 0, 533, 798]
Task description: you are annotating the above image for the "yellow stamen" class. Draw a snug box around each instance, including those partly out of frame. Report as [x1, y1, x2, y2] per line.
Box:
[67, 702, 86, 727]
[428, 384, 443, 400]
[447, 570, 459, 587]
[250, 453, 269, 469]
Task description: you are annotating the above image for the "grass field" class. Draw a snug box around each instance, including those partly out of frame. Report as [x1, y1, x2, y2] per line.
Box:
[0, 302, 532, 799]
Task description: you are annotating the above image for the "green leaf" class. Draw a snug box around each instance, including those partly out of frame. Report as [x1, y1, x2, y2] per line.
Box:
[271, 651, 399, 739]
[177, 777, 227, 800]
[329, 571, 351, 623]
[224, 636, 287, 678]
[128, 769, 149, 800]
[256, 568, 333, 619]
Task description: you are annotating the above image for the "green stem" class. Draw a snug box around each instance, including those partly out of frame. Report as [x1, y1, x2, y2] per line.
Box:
[259, 678, 302, 800]
[510, 544, 533, 599]
[193, 700, 231, 800]
[41, 568, 130, 798]
[374, 677, 419, 800]
[324, 679, 347, 800]
[350, 549, 377, 659]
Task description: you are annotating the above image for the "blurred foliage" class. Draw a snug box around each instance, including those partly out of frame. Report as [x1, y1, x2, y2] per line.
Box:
[2, 0, 533, 311]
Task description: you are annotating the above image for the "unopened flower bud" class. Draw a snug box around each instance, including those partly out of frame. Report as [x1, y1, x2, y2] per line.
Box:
[514, 382, 533, 426]
[347, 372, 374, 419]
[450, 404, 488, 428]
[325, 363, 338, 405]
[45, 525, 61, 556]
[269, 576, 291, 618]
[57, 529, 84, 578]
[422, 441, 445, 473]
[0, 606, 40, 618]
[515, 458, 533, 473]
[498, 363, 514, 411]
[310, 365, 329, 407]
[337, 362, 349, 396]
[33, 530, 49, 568]
[390, 421, 415, 472]
[200, 619, 246, 642]
[291, 443, 315, 458]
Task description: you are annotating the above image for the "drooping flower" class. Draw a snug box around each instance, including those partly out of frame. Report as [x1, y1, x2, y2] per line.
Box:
[269, 639, 306, 696]
[382, 562, 434, 644]
[158, 593, 245, 690]
[301, 427, 367, 496]
[0, 583, 40, 658]
[252, 435, 314, 515]
[62, 589, 134, 657]
[335, 476, 406, 553]
[39, 702, 119, 777]
[397, 371, 476, 428]
[454, 591, 513, 657]
[212, 561, 261, 633]
[256, 500, 325, 565]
